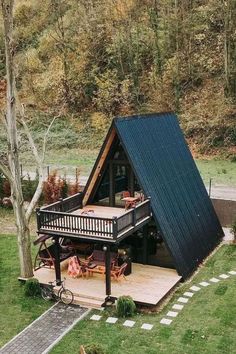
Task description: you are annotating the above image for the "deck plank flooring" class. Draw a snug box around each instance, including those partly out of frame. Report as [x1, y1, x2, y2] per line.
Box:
[72, 204, 127, 218]
[34, 264, 181, 306]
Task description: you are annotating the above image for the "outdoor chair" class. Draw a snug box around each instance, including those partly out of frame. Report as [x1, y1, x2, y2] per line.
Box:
[67, 256, 87, 278]
[87, 250, 118, 268]
[111, 262, 128, 281]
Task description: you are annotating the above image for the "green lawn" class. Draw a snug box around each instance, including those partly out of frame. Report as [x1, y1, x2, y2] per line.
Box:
[20, 148, 236, 186]
[0, 235, 51, 348]
[20, 148, 98, 176]
[195, 159, 236, 186]
[51, 245, 236, 354]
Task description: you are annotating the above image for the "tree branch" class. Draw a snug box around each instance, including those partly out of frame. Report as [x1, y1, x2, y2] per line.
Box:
[42, 115, 57, 161]
[0, 160, 12, 181]
[16, 104, 59, 222]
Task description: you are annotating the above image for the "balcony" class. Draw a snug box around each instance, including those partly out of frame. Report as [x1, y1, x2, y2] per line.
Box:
[36, 193, 151, 243]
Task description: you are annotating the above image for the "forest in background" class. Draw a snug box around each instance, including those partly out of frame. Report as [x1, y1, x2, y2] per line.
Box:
[0, 0, 235, 158]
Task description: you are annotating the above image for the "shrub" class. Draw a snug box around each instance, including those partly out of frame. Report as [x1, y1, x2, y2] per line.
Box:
[116, 295, 136, 318]
[24, 278, 41, 297]
[83, 344, 105, 354]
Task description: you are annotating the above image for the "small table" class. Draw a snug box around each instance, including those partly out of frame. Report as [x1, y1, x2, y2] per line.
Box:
[87, 265, 106, 277]
[122, 197, 140, 210]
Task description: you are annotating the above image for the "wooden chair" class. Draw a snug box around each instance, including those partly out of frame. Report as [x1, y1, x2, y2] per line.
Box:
[111, 262, 128, 281]
[121, 191, 131, 198]
[67, 256, 87, 278]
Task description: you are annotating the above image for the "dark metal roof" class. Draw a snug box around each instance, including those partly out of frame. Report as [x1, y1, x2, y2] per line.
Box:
[114, 112, 223, 278]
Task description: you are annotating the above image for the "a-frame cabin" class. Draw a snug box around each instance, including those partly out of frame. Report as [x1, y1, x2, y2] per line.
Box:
[35, 112, 224, 306]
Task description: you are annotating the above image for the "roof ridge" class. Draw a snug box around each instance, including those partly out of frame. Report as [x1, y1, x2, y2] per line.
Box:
[113, 111, 175, 122]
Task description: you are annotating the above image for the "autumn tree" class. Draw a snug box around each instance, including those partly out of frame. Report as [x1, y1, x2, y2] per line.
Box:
[0, 0, 55, 278]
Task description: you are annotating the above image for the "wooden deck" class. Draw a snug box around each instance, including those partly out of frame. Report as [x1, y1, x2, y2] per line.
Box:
[37, 198, 151, 242]
[34, 264, 181, 307]
[72, 205, 126, 218]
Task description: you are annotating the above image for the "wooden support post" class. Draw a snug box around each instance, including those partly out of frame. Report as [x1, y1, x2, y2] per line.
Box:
[132, 208, 136, 226]
[109, 162, 115, 207]
[112, 217, 118, 239]
[54, 237, 62, 285]
[142, 225, 148, 264]
[129, 168, 135, 197]
[104, 245, 111, 297]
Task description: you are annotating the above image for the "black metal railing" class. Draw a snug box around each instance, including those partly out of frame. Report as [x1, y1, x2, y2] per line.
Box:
[37, 198, 151, 241]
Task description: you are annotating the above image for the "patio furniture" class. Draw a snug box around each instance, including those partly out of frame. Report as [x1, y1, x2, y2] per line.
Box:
[87, 250, 118, 268]
[122, 196, 140, 210]
[111, 262, 128, 281]
[86, 265, 106, 277]
[33, 235, 73, 270]
[67, 256, 87, 278]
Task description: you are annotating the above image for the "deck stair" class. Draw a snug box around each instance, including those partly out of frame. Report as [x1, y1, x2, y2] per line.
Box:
[57, 288, 105, 308]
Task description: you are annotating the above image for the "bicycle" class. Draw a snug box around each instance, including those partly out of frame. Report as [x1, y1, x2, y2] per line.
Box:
[41, 278, 74, 305]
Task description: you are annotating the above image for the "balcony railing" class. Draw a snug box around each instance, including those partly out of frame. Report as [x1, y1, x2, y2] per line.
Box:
[40, 193, 83, 213]
[36, 198, 151, 242]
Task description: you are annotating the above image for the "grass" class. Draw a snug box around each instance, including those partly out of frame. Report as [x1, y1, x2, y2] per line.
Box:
[0, 235, 51, 348]
[0, 207, 36, 235]
[20, 148, 98, 176]
[50, 244, 236, 354]
[19, 147, 236, 186]
[195, 159, 236, 186]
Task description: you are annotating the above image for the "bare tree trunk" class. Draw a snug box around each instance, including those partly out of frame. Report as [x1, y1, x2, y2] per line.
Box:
[1, 0, 33, 278]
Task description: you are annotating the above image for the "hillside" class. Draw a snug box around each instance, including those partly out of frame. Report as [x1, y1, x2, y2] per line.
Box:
[0, 0, 235, 157]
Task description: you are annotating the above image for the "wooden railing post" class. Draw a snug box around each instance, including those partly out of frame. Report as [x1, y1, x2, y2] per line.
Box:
[113, 217, 118, 239]
[132, 208, 136, 226]
[147, 197, 151, 216]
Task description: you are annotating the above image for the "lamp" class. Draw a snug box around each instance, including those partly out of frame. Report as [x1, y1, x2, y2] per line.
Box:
[103, 245, 107, 252]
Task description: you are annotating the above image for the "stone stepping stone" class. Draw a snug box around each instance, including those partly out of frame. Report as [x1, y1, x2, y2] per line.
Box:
[219, 274, 229, 279]
[172, 304, 184, 311]
[141, 323, 153, 330]
[123, 320, 135, 327]
[106, 317, 118, 324]
[229, 270, 236, 275]
[177, 297, 189, 304]
[190, 285, 201, 292]
[166, 311, 178, 318]
[199, 281, 210, 287]
[90, 315, 101, 321]
[160, 318, 172, 325]
[183, 291, 194, 297]
[209, 277, 220, 283]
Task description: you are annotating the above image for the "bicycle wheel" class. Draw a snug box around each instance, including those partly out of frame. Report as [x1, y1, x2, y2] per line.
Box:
[41, 287, 53, 301]
[59, 288, 74, 305]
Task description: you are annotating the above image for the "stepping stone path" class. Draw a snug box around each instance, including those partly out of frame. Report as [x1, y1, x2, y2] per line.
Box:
[166, 311, 178, 318]
[90, 314, 101, 321]
[141, 323, 153, 330]
[89, 269, 236, 331]
[209, 277, 220, 283]
[199, 281, 210, 287]
[172, 304, 184, 310]
[160, 318, 172, 325]
[183, 292, 194, 298]
[123, 320, 135, 328]
[190, 285, 201, 292]
[0, 303, 89, 354]
[219, 274, 229, 279]
[106, 317, 118, 324]
[177, 297, 189, 303]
